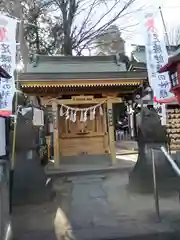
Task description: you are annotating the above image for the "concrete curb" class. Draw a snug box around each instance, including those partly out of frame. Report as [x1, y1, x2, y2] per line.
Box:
[116, 151, 138, 155]
[45, 165, 133, 177]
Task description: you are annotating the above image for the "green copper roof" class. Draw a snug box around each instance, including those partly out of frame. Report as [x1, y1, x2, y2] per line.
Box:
[19, 71, 148, 81]
[27, 54, 127, 73]
[131, 45, 180, 63]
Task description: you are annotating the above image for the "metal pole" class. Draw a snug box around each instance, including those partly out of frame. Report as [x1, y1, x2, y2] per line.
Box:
[139, 80, 144, 125]
[151, 148, 160, 221]
[10, 20, 22, 214]
[159, 6, 171, 51]
[140, 80, 144, 109]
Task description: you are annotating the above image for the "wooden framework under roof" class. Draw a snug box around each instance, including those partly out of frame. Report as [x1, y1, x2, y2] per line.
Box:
[18, 55, 147, 169]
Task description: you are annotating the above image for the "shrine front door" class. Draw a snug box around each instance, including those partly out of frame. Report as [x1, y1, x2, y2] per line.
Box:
[59, 104, 108, 156]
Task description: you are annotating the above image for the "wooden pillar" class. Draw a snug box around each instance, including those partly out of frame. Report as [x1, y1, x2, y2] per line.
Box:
[103, 104, 108, 152]
[107, 99, 116, 164]
[52, 101, 60, 168]
[46, 136, 51, 162]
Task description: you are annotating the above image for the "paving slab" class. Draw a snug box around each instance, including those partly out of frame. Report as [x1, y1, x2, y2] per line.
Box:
[18, 230, 56, 240]
[54, 173, 180, 239]
[116, 140, 138, 151]
[12, 172, 180, 240]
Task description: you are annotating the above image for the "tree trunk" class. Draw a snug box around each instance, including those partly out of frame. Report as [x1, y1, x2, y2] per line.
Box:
[63, 34, 73, 55]
[35, 19, 40, 54]
[13, 0, 29, 72]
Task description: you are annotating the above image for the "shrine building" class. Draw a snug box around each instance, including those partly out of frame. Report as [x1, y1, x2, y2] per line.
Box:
[18, 54, 147, 169]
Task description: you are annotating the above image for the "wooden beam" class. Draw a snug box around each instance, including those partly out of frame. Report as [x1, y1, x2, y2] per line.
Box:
[41, 97, 122, 106]
[103, 104, 109, 153]
[52, 100, 60, 168]
[46, 136, 51, 162]
[107, 99, 116, 164]
[24, 88, 138, 96]
[20, 78, 142, 87]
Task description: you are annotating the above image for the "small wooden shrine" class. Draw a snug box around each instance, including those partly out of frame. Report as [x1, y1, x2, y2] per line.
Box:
[18, 55, 147, 168]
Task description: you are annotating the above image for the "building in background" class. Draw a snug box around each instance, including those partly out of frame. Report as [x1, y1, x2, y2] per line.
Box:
[129, 44, 180, 151]
[130, 45, 180, 64]
[95, 25, 125, 56]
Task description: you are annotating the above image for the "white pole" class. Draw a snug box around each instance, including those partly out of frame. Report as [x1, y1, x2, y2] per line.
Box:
[159, 6, 171, 50]
[161, 146, 180, 176]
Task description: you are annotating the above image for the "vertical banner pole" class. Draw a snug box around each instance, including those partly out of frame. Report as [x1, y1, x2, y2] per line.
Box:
[159, 6, 171, 51]
[0, 15, 18, 213]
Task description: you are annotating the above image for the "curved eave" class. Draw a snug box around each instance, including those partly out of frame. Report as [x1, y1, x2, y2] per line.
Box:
[20, 79, 143, 89]
[21, 81, 141, 88]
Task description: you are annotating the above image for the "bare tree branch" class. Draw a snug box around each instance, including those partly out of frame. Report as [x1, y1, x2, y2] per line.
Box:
[73, 0, 138, 49]
[0, 0, 143, 59]
[76, 0, 97, 39]
[167, 25, 180, 46]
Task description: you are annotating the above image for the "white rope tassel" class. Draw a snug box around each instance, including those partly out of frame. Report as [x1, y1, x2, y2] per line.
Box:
[72, 111, 77, 122]
[65, 108, 70, 120]
[60, 106, 64, 116]
[99, 105, 103, 116]
[70, 109, 74, 121]
[83, 110, 87, 122]
[80, 110, 84, 122]
[92, 107, 96, 120]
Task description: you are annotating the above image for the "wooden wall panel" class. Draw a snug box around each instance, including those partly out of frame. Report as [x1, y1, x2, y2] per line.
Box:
[60, 136, 106, 156]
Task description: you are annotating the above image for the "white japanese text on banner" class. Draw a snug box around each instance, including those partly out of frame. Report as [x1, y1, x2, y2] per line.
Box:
[0, 15, 17, 116]
[143, 10, 174, 102]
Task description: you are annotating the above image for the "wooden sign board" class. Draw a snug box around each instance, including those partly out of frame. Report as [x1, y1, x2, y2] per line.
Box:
[108, 109, 113, 126]
[72, 95, 94, 101]
[33, 108, 44, 126]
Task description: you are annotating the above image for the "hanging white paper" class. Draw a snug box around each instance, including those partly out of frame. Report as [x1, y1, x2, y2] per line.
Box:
[65, 108, 69, 120]
[60, 103, 104, 122]
[70, 110, 74, 121]
[72, 111, 76, 122]
[99, 106, 103, 116]
[83, 110, 87, 122]
[33, 108, 44, 126]
[154, 102, 167, 125]
[0, 15, 17, 116]
[80, 110, 84, 122]
[60, 106, 63, 116]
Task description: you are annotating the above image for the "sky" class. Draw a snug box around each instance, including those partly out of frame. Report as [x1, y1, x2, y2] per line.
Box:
[76, 0, 180, 56]
[43, 0, 180, 56]
[124, 0, 180, 54]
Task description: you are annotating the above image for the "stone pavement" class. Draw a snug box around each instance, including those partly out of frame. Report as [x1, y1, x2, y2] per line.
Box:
[116, 141, 138, 152]
[116, 153, 138, 163]
[12, 172, 180, 240]
[53, 173, 180, 240]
